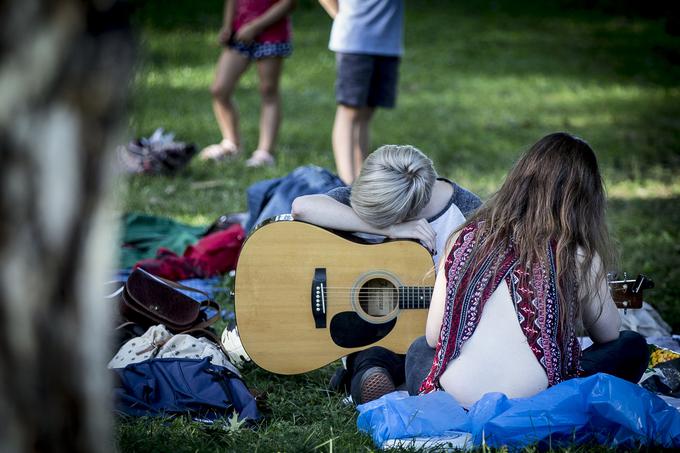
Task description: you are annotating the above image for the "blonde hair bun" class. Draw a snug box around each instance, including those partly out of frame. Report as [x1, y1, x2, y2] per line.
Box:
[350, 145, 437, 229]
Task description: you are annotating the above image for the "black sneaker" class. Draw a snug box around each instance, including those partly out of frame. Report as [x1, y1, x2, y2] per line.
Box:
[356, 367, 395, 404]
[329, 366, 349, 393]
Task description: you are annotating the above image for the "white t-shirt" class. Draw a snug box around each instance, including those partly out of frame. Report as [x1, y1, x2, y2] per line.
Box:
[329, 0, 405, 57]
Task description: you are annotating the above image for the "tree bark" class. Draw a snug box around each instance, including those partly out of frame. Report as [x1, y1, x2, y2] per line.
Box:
[0, 1, 134, 451]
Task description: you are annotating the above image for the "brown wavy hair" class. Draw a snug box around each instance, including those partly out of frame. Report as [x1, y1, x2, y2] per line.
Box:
[457, 132, 615, 331]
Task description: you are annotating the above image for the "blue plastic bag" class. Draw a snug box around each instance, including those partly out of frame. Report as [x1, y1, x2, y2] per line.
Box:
[357, 373, 680, 449]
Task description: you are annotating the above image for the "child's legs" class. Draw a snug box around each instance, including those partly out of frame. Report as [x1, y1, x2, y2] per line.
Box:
[255, 57, 284, 154]
[332, 105, 364, 184]
[333, 53, 376, 184]
[353, 107, 375, 176]
[348, 55, 398, 173]
[211, 48, 251, 146]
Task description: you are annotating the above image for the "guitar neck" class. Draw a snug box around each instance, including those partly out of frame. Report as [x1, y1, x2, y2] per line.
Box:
[398, 286, 433, 310]
[396, 279, 649, 311]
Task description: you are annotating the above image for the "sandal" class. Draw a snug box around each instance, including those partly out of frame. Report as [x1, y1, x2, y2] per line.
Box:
[198, 139, 240, 161]
[245, 149, 276, 168]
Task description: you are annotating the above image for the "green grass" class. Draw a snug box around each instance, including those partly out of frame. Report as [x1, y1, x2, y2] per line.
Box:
[118, 0, 680, 450]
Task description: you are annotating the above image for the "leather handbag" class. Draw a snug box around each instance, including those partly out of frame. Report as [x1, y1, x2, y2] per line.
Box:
[119, 268, 220, 332]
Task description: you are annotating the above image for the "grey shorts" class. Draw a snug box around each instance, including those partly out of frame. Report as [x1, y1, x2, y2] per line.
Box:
[335, 53, 400, 108]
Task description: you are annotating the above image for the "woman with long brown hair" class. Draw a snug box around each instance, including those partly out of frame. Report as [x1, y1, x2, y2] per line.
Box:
[405, 132, 649, 406]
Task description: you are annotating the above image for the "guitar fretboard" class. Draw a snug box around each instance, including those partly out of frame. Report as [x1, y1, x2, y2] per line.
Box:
[398, 286, 433, 309]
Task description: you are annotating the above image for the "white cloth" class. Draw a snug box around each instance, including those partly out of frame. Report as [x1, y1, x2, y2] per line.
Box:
[108, 325, 236, 373]
[221, 326, 251, 368]
[619, 302, 672, 337]
[428, 202, 466, 269]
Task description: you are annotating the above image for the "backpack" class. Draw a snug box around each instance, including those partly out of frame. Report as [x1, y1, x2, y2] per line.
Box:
[113, 357, 261, 422]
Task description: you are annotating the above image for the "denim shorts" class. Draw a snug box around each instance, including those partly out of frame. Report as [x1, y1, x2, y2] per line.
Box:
[335, 53, 400, 108]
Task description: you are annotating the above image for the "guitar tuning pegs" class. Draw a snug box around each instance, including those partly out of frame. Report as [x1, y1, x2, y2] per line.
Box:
[633, 274, 655, 293]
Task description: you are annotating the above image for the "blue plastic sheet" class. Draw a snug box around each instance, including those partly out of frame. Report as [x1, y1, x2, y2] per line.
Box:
[357, 373, 680, 449]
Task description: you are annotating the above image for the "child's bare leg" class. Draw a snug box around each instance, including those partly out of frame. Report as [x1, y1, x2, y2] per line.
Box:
[211, 48, 250, 148]
[332, 104, 362, 184]
[353, 106, 375, 180]
[254, 57, 284, 155]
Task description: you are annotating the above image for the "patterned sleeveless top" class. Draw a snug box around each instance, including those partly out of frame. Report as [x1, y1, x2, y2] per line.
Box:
[419, 222, 582, 394]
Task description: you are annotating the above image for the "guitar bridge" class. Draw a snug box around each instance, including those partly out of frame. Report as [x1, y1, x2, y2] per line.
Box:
[311, 268, 327, 328]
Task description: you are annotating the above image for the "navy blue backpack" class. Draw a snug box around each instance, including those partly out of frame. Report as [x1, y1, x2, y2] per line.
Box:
[113, 357, 261, 422]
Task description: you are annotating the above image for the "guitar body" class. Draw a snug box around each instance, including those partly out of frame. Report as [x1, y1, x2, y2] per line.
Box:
[235, 217, 435, 375]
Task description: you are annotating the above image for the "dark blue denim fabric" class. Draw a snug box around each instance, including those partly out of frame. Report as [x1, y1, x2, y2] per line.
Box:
[245, 165, 345, 232]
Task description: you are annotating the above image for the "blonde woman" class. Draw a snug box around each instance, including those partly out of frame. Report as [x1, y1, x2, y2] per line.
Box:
[292, 144, 481, 404]
[407, 132, 648, 406]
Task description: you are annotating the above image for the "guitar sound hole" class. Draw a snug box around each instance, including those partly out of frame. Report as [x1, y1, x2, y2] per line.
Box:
[358, 278, 398, 318]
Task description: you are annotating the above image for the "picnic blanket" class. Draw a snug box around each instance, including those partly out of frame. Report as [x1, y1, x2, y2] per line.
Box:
[357, 373, 680, 450]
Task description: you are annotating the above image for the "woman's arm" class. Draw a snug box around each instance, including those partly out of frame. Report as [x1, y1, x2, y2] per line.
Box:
[318, 0, 338, 18]
[425, 232, 459, 346]
[235, 0, 296, 42]
[582, 253, 621, 343]
[291, 194, 437, 251]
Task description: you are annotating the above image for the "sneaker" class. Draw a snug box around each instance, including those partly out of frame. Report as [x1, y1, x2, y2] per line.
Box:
[329, 366, 349, 393]
[356, 367, 395, 404]
[198, 139, 240, 161]
[245, 149, 275, 167]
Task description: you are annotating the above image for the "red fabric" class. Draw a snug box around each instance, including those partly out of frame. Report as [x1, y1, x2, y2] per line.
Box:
[183, 224, 245, 276]
[233, 0, 291, 43]
[134, 224, 246, 280]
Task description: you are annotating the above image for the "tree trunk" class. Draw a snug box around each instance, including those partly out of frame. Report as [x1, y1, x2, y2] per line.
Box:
[0, 1, 134, 451]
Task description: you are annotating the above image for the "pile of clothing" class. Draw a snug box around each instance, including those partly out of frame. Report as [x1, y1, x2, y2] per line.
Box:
[117, 128, 196, 175]
[111, 166, 345, 423]
[111, 324, 259, 423]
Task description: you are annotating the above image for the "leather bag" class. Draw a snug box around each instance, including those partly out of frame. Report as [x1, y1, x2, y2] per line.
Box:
[120, 268, 220, 332]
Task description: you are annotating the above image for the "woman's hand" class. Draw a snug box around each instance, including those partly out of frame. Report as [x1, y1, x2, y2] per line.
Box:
[217, 25, 232, 45]
[234, 22, 261, 43]
[387, 219, 436, 254]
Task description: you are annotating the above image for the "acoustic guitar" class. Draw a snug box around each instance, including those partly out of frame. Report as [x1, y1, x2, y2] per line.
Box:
[234, 216, 434, 375]
[235, 217, 653, 375]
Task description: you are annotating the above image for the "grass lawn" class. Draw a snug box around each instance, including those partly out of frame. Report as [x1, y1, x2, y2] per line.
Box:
[118, 0, 680, 450]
